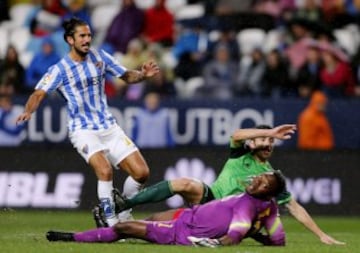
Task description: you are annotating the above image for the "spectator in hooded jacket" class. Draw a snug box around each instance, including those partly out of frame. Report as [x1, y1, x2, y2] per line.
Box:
[0, 45, 27, 94]
[25, 37, 60, 89]
[297, 91, 334, 150]
[132, 92, 174, 148]
[103, 0, 144, 54]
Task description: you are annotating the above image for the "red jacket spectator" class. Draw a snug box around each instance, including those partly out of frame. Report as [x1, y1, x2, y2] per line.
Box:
[320, 61, 355, 96]
[143, 0, 174, 46]
[319, 42, 355, 97]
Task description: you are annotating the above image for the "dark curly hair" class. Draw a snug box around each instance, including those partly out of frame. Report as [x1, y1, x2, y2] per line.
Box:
[270, 170, 286, 197]
[62, 17, 88, 43]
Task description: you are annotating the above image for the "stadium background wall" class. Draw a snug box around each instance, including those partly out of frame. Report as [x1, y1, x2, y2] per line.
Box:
[12, 97, 360, 149]
[0, 147, 359, 216]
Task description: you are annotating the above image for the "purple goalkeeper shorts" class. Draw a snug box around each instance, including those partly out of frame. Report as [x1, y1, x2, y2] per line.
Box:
[145, 214, 192, 245]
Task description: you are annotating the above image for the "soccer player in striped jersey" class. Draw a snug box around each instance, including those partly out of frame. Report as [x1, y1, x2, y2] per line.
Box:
[16, 17, 160, 226]
[46, 171, 286, 247]
[111, 124, 344, 245]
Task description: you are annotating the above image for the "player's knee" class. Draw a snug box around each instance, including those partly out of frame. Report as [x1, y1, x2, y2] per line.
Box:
[96, 167, 113, 181]
[131, 169, 149, 184]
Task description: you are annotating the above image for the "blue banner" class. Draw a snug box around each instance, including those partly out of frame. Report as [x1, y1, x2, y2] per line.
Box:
[10, 96, 360, 148]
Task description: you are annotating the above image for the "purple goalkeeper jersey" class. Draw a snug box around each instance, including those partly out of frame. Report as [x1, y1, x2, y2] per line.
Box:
[146, 193, 285, 246]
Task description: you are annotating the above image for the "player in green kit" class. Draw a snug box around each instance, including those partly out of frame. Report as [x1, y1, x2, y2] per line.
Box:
[94, 124, 344, 245]
[209, 125, 291, 206]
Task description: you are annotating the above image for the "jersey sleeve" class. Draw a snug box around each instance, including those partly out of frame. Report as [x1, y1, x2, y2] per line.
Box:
[100, 49, 127, 78]
[226, 200, 255, 244]
[276, 190, 292, 205]
[274, 170, 292, 205]
[35, 65, 63, 93]
[263, 202, 285, 246]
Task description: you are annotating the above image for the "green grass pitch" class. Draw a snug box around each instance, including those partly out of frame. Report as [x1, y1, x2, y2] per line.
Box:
[0, 210, 358, 253]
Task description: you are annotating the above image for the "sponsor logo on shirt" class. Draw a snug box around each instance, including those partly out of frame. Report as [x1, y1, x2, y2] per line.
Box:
[95, 61, 103, 69]
[42, 74, 52, 84]
[38, 74, 52, 89]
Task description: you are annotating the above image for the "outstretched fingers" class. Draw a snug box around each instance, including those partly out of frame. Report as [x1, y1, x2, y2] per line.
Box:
[15, 113, 31, 125]
[142, 61, 160, 77]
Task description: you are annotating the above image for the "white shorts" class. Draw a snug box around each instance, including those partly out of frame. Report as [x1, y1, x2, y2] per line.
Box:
[69, 124, 138, 167]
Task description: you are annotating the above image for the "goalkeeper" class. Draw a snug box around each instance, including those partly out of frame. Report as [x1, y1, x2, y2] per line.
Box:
[95, 124, 344, 245]
[47, 172, 286, 246]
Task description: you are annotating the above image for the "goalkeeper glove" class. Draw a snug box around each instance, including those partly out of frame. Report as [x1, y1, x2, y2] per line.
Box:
[187, 236, 221, 248]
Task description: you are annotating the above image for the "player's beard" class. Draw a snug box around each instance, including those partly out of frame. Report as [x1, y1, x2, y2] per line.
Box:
[253, 146, 273, 162]
[74, 43, 90, 57]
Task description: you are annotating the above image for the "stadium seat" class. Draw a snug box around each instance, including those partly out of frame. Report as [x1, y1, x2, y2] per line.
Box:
[263, 29, 282, 53]
[87, 0, 120, 10]
[334, 24, 360, 56]
[134, 0, 155, 9]
[166, 0, 187, 14]
[174, 4, 205, 20]
[9, 3, 34, 27]
[208, 30, 221, 43]
[0, 25, 9, 58]
[161, 49, 178, 68]
[174, 76, 204, 98]
[236, 28, 266, 55]
[91, 4, 120, 46]
[9, 27, 31, 54]
[333, 28, 358, 57]
[19, 51, 34, 68]
[91, 4, 120, 32]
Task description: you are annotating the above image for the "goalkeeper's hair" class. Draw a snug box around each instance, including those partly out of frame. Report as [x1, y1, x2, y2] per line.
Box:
[269, 170, 286, 197]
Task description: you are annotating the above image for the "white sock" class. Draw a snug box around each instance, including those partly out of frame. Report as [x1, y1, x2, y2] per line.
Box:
[98, 180, 119, 226]
[118, 176, 142, 222]
[122, 176, 142, 199]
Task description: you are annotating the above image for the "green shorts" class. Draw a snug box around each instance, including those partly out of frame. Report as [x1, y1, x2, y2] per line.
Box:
[199, 183, 215, 204]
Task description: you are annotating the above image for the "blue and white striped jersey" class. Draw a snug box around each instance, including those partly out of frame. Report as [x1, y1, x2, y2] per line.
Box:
[35, 48, 127, 132]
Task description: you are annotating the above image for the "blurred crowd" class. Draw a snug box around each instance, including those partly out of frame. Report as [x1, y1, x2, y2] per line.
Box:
[1, 0, 360, 101]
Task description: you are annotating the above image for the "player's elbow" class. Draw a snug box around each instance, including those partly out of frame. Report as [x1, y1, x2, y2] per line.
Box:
[32, 89, 47, 101]
[269, 232, 286, 246]
[270, 238, 286, 246]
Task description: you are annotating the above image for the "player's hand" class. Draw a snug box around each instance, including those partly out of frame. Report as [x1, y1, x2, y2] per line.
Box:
[16, 112, 31, 125]
[270, 124, 297, 140]
[320, 234, 345, 245]
[188, 236, 221, 248]
[141, 61, 160, 78]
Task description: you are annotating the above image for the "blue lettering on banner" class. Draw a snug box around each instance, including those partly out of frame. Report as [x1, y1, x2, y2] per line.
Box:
[13, 97, 360, 148]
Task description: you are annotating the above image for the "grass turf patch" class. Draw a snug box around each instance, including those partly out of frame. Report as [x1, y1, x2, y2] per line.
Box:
[0, 210, 357, 253]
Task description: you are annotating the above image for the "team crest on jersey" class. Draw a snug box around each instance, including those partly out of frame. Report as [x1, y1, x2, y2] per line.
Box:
[82, 144, 89, 154]
[41, 74, 52, 85]
[95, 61, 103, 69]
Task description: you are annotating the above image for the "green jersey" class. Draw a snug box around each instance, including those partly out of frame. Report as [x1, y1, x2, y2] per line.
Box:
[210, 139, 291, 205]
